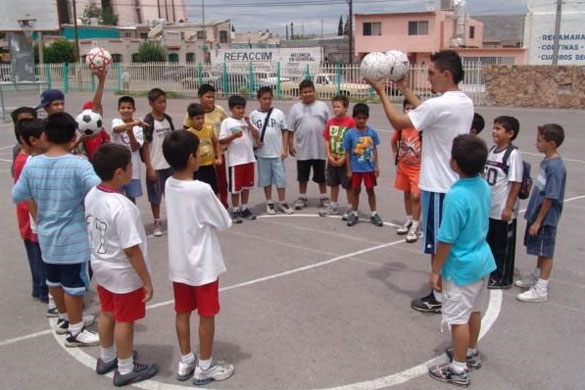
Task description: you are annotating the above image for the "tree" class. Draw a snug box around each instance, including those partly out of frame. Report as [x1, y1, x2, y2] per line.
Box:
[343, 15, 350, 36]
[42, 39, 76, 64]
[134, 41, 167, 62]
[81, 4, 118, 26]
[338, 16, 343, 36]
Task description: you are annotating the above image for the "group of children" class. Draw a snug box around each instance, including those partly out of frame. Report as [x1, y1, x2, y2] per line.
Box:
[10, 51, 568, 388]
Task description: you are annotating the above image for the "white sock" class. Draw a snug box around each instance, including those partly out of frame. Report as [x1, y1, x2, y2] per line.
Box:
[371, 211, 378, 217]
[352, 210, 359, 216]
[449, 359, 468, 373]
[266, 200, 274, 205]
[58, 312, 69, 321]
[433, 290, 443, 303]
[100, 345, 117, 363]
[198, 357, 212, 370]
[68, 321, 84, 337]
[535, 278, 549, 292]
[118, 356, 134, 376]
[181, 352, 195, 364]
[412, 220, 420, 228]
[331, 201, 338, 207]
[406, 214, 413, 223]
[300, 195, 307, 200]
[240, 204, 248, 211]
[467, 348, 477, 356]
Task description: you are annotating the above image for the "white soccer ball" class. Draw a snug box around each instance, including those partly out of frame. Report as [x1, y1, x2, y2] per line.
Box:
[385, 50, 410, 81]
[360, 52, 393, 80]
[86, 47, 112, 73]
[76, 109, 103, 138]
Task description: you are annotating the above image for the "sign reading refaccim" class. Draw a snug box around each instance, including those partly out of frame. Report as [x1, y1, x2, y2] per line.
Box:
[211, 48, 322, 65]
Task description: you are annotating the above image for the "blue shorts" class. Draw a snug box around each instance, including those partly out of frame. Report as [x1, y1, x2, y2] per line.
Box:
[146, 168, 173, 204]
[524, 224, 557, 258]
[45, 262, 90, 296]
[121, 179, 142, 199]
[421, 190, 446, 255]
[257, 157, 286, 188]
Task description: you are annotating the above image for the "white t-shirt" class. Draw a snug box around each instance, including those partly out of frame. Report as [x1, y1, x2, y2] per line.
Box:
[408, 91, 474, 193]
[111, 118, 144, 179]
[165, 178, 232, 286]
[250, 108, 288, 159]
[219, 117, 256, 167]
[85, 186, 150, 294]
[149, 118, 172, 170]
[485, 146, 523, 220]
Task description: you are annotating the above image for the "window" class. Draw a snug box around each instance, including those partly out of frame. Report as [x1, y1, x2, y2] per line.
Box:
[140, 33, 148, 40]
[219, 30, 228, 43]
[363, 22, 381, 36]
[111, 54, 123, 63]
[408, 21, 429, 35]
[197, 30, 206, 40]
[186, 52, 195, 62]
[168, 53, 179, 62]
[469, 26, 475, 39]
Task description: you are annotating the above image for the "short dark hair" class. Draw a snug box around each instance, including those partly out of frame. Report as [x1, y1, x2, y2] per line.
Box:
[352, 103, 369, 118]
[118, 96, 135, 109]
[299, 79, 315, 91]
[11, 106, 37, 124]
[494, 115, 520, 141]
[197, 84, 216, 97]
[228, 95, 246, 109]
[163, 130, 200, 170]
[538, 123, 564, 147]
[430, 50, 464, 84]
[332, 95, 349, 108]
[16, 118, 45, 146]
[256, 86, 273, 99]
[147, 88, 166, 102]
[187, 103, 205, 118]
[45, 112, 77, 145]
[91, 144, 132, 181]
[451, 134, 488, 176]
[472, 113, 485, 135]
[403, 96, 420, 110]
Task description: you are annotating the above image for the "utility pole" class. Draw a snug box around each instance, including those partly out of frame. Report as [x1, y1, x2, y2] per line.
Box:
[72, 0, 81, 63]
[346, 0, 353, 64]
[552, 0, 562, 65]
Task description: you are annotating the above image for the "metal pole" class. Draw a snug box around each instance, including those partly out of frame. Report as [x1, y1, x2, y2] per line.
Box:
[552, 0, 562, 65]
[72, 0, 81, 63]
[348, 0, 353, 64]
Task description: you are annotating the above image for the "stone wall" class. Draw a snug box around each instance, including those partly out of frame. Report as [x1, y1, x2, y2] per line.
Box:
[482, 65, 585, 109]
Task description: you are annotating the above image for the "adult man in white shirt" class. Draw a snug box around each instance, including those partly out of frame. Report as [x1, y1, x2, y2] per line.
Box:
[368, 50, 474, 313]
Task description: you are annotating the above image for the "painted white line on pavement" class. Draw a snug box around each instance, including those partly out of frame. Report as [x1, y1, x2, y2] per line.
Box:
[0, 329, 53, 347]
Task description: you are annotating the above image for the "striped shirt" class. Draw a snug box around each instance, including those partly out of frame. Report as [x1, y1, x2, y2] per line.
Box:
[12, 154, 100, 264]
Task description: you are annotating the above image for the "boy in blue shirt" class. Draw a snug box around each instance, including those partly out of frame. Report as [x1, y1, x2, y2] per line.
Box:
[12, 112, 101, 347]
[515, 124, 566, 303]
[428, 134, 496, 387]
[343, 103, 383, 227]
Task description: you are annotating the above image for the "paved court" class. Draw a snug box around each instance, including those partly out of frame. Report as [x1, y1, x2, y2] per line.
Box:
[0, 92, 584, 390]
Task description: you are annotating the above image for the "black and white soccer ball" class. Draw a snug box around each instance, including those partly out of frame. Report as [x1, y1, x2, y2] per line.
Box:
[76, 109, 102, 137]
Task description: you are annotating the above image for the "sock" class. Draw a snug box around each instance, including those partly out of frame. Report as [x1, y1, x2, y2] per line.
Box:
[467, 348, 477, 356]
[371, 211, 378, 217]
[100, 345, 117, 363]
[331, 201, 338, 207]
[154, 218, 161, 224]
[411, 220, 419, 228]
[198, 357, 212, 370]
[68, 321, 84, 337]
[181, 352, 195, 365]
[449, 359, 468, 374]
[406, 214, 413, 223]
[240, 203, 248, 211]
[320, 194, 328, 199]
[433, 290, 443, 303]
[352, 210, 359, 216]
[58, 312, 69, 321]
[535, 278, 549, 292]
[532, 268, 541, 280]
[118, 356, 134, 376]
[266, 200, 274, 205]
[300, 194, 307, 200]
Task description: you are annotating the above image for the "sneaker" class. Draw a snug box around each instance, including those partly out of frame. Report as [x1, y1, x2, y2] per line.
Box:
[265, 202, 276, 215]
[278, 202, 294, 215]
[341, 210, 350, 221]
[319, 197, 330, 208]
[517, 287, 548, 303]
[347, 213, 359, 227]
[445, 347, 482, 369]
[152, 220, 163, 237]
[514, 273, 538, 289]
[487, 278, 512, 290]
[428, 363, 470, 387]
[410, 291, 442, 313]
[396, 220, 412, 235]
[319, 203, 339, 217]
[113, 362, 158, 387]
[55, 314, 95, 335]
[406, 226, 419, 243]
[177, 358, 197, 381]
[65, 326, 100, 347]
[240, 208, 256, 221]
[193, 361, 235, 386]
[230, 210, 243, 224]
[370, 214, 383, 227]
[46, 306, 59, 318]
[97, 351, 139, 375]
[295, 197, 307, 210]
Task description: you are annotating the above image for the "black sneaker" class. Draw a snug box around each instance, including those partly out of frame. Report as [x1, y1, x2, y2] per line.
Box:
[96, 351, 138, 375]
[113, 362, 158, 387]
[487, 278, 512, 290]
[240, 208, 256, 221]
[428, 363, 469, 387]
[410, 291, 442, 313]
[347, 213, 359, 227]
[230, 210, 243, 224]
[370, 214, 383, 227]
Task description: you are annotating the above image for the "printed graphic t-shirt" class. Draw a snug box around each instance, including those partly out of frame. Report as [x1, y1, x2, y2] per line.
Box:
[250, 108, 288, 159]
[188, 123, 216, 167]
[111, 118, 145, 180]
[392, 127, 421, 166]
[149, 118, 172, 170]
[323, 116, 356, 158]
[343, 127, 381, 173]
[219, 117, 256, 167]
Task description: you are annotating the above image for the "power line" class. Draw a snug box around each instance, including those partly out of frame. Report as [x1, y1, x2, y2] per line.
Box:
[106, 0, 423, 9]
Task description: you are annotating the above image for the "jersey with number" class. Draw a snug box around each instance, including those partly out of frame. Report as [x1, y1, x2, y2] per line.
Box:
[484, 146, 523, 220]
[85, 186, 151, 294]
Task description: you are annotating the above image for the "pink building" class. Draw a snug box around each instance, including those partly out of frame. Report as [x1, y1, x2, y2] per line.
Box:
[355, 10, 526, 65]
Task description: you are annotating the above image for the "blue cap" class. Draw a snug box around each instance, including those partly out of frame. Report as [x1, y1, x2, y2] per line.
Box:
[39, 89, 65, 108]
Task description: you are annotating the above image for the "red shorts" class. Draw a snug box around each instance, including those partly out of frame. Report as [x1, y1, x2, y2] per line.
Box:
[97, 285, 145, 323]
[394, 163, 420, 194]
[228, 162, 254, 193]
[351, 172, 377, 190]
[173, 280, 220, 316]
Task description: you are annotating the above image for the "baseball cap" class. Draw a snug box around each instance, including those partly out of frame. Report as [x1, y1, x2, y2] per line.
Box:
[82, 101, 93, 110]
[38, 89, 65, 109]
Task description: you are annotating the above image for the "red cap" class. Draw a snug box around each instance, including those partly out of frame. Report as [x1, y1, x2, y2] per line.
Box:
[82, 101, 93, 110]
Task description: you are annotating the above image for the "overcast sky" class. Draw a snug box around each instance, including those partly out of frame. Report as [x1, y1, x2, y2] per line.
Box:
[185, 0, 527, 35]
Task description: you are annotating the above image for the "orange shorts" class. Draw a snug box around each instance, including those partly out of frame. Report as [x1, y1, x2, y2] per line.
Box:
[394, 163, 420, 194]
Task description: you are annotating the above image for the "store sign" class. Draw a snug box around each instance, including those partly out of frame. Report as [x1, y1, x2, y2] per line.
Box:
[211, 48, 322, 65]
[525, 12, 585, 64]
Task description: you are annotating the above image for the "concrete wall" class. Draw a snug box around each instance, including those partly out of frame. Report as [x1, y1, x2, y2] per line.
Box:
[483, 65, 585, 108]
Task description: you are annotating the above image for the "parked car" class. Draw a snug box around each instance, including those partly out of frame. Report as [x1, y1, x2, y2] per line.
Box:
[180, 70, 217, 90]
[280, 73, 371, 99]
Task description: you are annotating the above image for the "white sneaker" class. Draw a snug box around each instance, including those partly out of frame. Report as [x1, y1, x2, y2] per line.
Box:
[406, 226, 419, 243]
[319, 197, 331, 208]
[265, 202, 277, 215]
[396, 220, 412, 235]
[153, 220, 163, 237]
[65, 327, 100, 347]
[295, 197, 307, 210]
[278, 202, 294, 215]
[517, 287, 548, 303]
[193, 361, 235, 385]
[177, 359, 196, 381]
[514, 273, 537, 288]
[55, 314, 95, 335]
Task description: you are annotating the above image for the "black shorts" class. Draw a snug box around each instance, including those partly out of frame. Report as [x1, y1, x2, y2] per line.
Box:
[297, 159, 326, 183]
[45, 262, 90, 296]
[194, 164, 218, 194]
[326, 164, 350, 189]
[487, 218, 517, 285]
